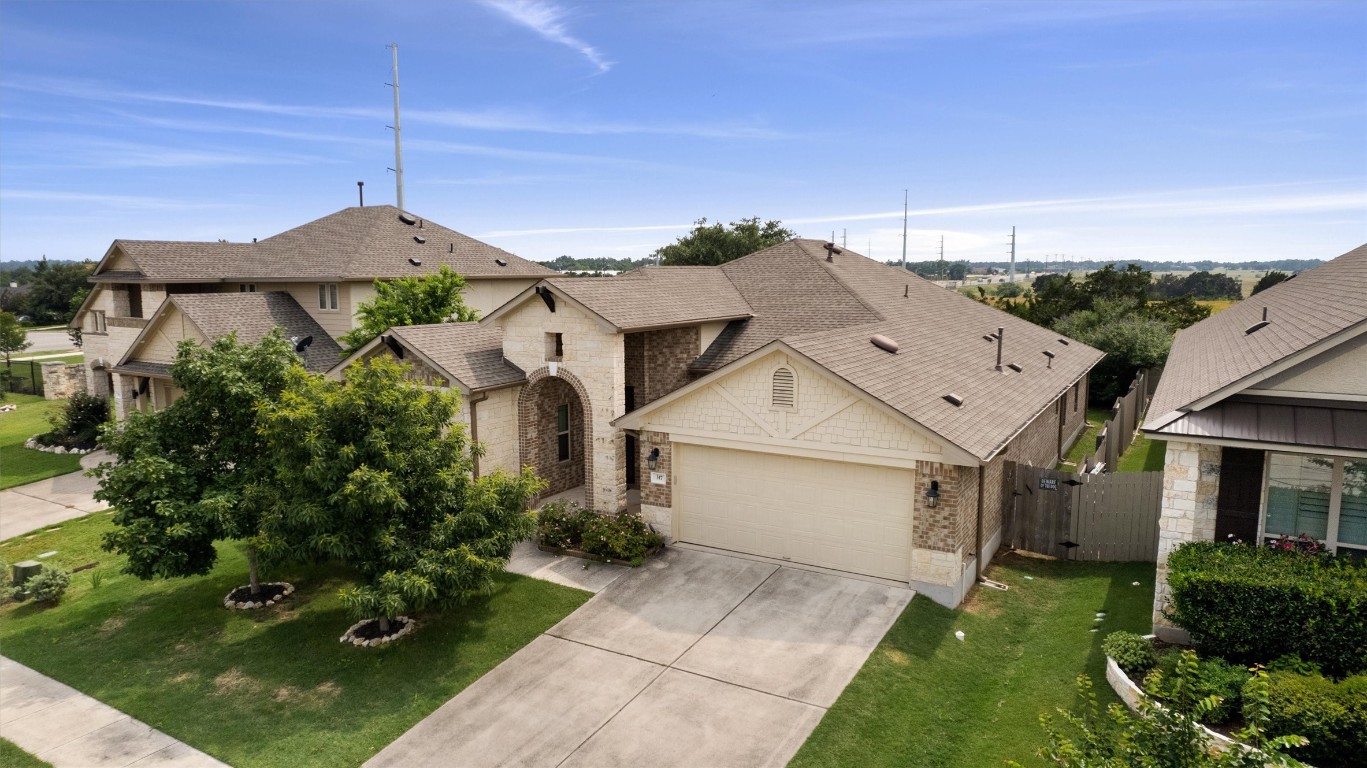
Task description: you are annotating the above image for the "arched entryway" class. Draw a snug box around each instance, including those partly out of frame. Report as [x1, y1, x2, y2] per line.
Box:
[518, 368, 593, 507]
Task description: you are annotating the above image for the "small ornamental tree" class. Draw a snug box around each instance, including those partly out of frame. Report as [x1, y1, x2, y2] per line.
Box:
[339, 266, 477, 354]
[256, 357, 542, 633]
[95, 330, 298, 596]
[0, 311, 31, 365]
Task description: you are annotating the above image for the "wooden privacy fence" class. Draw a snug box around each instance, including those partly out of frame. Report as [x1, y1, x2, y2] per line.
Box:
[1081, 366, 1162, 474]
[1005, 463, 1162, 562]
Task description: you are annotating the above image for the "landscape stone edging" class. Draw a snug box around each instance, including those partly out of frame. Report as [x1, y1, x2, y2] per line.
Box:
[1104, 636, 1239, 752]
[223, 582, 294, 610]
[340, 617, 417, 648]
[23, 436, 96, 455]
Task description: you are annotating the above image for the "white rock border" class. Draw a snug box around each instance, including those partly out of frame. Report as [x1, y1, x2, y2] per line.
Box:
[1105, 636, 1240, 752]
[223, 581, 294, 610]
[340, 616, 417, 648]
[24, 436, 97, 455]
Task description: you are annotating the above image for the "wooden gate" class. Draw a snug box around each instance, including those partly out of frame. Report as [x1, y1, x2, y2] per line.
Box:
[1005, 463, 1162, 562]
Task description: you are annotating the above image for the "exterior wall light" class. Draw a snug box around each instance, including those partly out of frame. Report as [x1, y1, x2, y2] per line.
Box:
[926, 480, 940, 508]
[648, 447, 660, 471]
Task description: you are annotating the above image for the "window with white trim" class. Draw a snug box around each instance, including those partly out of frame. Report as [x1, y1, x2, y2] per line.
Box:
[1262, 454, 1367, 556]
[318, 283, 338, 311]
[771, 366, 795, 409]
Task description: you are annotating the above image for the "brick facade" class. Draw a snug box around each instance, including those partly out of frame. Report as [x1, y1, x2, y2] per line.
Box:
[624, 327, 700, 408]
[638, 430, 672, 532]
[518, 368, 590, 501]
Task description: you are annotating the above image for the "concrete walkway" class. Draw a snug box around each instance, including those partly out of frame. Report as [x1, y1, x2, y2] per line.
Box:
[0, 657, 227, 767]
[0, 451, 110, 541]
[368, 547, 912, 768]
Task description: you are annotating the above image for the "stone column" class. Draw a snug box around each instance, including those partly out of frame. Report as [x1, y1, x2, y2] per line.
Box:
[1152, 440, 1221, 642]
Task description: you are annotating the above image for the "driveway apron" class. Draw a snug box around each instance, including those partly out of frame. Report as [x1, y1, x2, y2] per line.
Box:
[367, 548, 912, 768]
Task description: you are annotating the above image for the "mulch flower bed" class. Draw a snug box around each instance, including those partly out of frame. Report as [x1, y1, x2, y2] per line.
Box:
[340, 616, 417, 647]
[223, 582, 294, 610]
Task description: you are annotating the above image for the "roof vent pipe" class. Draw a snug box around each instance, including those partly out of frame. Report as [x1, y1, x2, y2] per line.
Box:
[1043, 349, 1056, 369]
[904, 284, 908, 298]
[1245, 307, 1270, 335]
[995, 327, 1004, 372]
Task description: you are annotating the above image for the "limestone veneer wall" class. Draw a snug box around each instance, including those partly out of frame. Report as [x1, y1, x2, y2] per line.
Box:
[1152, 439, 1221, 641]
[469, 385, 520, 477]
[42, 363, 88, 400]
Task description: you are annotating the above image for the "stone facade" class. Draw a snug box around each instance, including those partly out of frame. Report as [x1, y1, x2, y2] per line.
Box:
[41, 363, 87, 400]
[467, 385, 520, 477]
[496, 297, 627, 511]
[1152, 439, 1222, 640]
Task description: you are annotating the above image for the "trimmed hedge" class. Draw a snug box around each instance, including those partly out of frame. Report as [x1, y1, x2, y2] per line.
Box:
[1165, 541, 1367, 677]
[1251, 671, 1367, 767]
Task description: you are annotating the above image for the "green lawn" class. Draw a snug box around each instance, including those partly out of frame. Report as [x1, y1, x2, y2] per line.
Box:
[0, 515, 592, 768]
[0, 394, 82, 489]
[1059, 408, 1111, 470]
[790, 554, 1156, 768]
[1117, 434, 1167, 473]
[0, 738, 51, 768]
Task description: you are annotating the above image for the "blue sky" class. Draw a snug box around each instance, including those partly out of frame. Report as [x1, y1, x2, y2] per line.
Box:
[1, 0, 1364, 265]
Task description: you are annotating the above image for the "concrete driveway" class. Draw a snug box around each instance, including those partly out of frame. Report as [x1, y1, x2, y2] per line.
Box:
[0, 452, 110, 540]
[368, 548, 912, 768]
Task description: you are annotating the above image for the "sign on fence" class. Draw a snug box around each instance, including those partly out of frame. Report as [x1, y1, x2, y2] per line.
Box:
[1006, 463, 1162, 562]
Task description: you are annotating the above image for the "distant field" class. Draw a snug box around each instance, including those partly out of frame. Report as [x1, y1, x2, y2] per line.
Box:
[1196, 299, 1237, 314]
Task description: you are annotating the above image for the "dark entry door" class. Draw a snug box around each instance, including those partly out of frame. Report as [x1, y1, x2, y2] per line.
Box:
[1216, 447, 1264, 543]
[625, 386, 638, 487]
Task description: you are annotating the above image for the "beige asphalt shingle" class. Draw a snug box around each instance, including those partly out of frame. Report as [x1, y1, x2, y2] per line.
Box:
[168, 292, 343, 372]
[96, 206, 555, 283]
[549, 267, 752, 330]
[1144, 243, 1367, 426]
[388, 323, 525, 392]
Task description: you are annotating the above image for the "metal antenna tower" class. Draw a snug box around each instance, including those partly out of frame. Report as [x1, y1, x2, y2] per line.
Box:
[386, 44, 405, 212]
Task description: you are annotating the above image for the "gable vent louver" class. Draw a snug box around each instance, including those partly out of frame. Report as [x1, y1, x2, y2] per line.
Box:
[772, 367, 796, 409]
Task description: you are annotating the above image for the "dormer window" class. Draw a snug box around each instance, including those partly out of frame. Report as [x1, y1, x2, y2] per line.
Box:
[772, 367, 796, 410]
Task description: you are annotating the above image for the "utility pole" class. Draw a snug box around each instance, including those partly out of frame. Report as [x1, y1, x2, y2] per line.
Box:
[938, 235, 946, 277]
[842, 228, 847, 249]
[1008, 226, 1016, 282]
[900, 189, 908, 271]
[387, 43, 405, 212]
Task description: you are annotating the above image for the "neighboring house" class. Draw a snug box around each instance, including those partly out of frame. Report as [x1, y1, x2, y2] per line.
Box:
[1143, 244, 1367, 642]
[70, 205, 555, 417]
[336, 239, 1102, 607]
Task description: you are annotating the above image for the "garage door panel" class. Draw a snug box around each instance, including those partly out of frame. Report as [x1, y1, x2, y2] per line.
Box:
[675, 445, 913, 582]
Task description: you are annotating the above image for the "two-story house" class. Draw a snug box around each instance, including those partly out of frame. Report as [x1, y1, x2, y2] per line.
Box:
[70, 205, 555, 417]
[335, 239, 1103, 607]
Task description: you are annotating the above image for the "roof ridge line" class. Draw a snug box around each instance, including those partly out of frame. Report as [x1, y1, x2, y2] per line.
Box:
[794, 240, 887, 322]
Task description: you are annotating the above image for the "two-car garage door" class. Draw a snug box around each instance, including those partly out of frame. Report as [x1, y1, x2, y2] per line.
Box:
[673, 444, 914, 581]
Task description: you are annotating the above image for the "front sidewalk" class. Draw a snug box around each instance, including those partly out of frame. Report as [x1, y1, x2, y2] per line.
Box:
[0, 657, 227, 767]
[0, 451, 109, 541]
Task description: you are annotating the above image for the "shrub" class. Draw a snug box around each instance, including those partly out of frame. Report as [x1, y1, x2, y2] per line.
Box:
[1165, 541, 1367, 676]
[1253, 671, 1367, 767]
[536, 502, 663, 564]
[24, 568, 71, 604]
[41, 392, 110, 448]
[1267, 654, 1322, 677]
[1103, 631, 1157, 674]
[1153, 652, 1252, 725]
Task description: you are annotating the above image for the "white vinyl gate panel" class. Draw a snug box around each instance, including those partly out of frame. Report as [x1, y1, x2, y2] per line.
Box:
[674, 444, 914, 581]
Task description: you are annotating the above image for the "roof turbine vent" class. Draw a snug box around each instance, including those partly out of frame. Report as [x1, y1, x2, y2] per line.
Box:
[870, 334, 899, 354]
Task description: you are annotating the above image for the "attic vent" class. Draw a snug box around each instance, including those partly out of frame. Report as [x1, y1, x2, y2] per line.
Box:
[772, 367, 796, 409]
[409, 257, 422, 266]
[1007, 363, 1023, 373]
[495, 258, 508, 267]
[1057, 338, 1070, 345]
[413, 236, 426, 244]
[943, 393, 964, 407]
[1245, 307, 1270, 335]
[982, 334, 995, 342]
[398, 212, 417, 225]
[871, 334, 899, 353]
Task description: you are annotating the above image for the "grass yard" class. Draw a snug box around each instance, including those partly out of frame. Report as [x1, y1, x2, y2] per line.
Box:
[0, 515, 592, 768]
[0, 738, 51, 767]
[1058, 408, 1111, 470]
[1117, 434, 1166, 473]
[0, 394, 82, 489]
[790, 554, 1156, 768]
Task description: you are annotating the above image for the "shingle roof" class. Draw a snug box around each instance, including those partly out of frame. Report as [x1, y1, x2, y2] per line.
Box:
[97, 206, 555, 283]
[548, 267, 752, 330]
[388, 323, 525, 392]
[1145, 243, 1367, 427]
[168, 292, 342, 372]
[109, 361, 173, 378]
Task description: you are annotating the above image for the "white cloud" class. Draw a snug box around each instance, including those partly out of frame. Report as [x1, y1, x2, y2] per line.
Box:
[479, 0, 612, 73]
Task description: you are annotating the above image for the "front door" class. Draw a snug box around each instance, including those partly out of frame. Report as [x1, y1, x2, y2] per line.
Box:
[625, 386, 638, 487]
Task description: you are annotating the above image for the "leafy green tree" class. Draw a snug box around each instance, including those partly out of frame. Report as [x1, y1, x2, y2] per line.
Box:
[947, 262, 969, 280]
[256, 357, 543, 632]
[1084, 263, 1153, 305]
[1012, 653, 1305, 767]
[95, 331, 299, 596]
[1251, 270, 1291, 296]
[1055, 299, 1173, 403]
[0, 311, 31, 365]
[22, 257, 94, 324]
[339, 266, 477, 354]
[994, 281, 1026, 298]
[1149, 294, 1212, 331]
[1151, 271, 1241, 300]
[653, 217, 796, 266]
